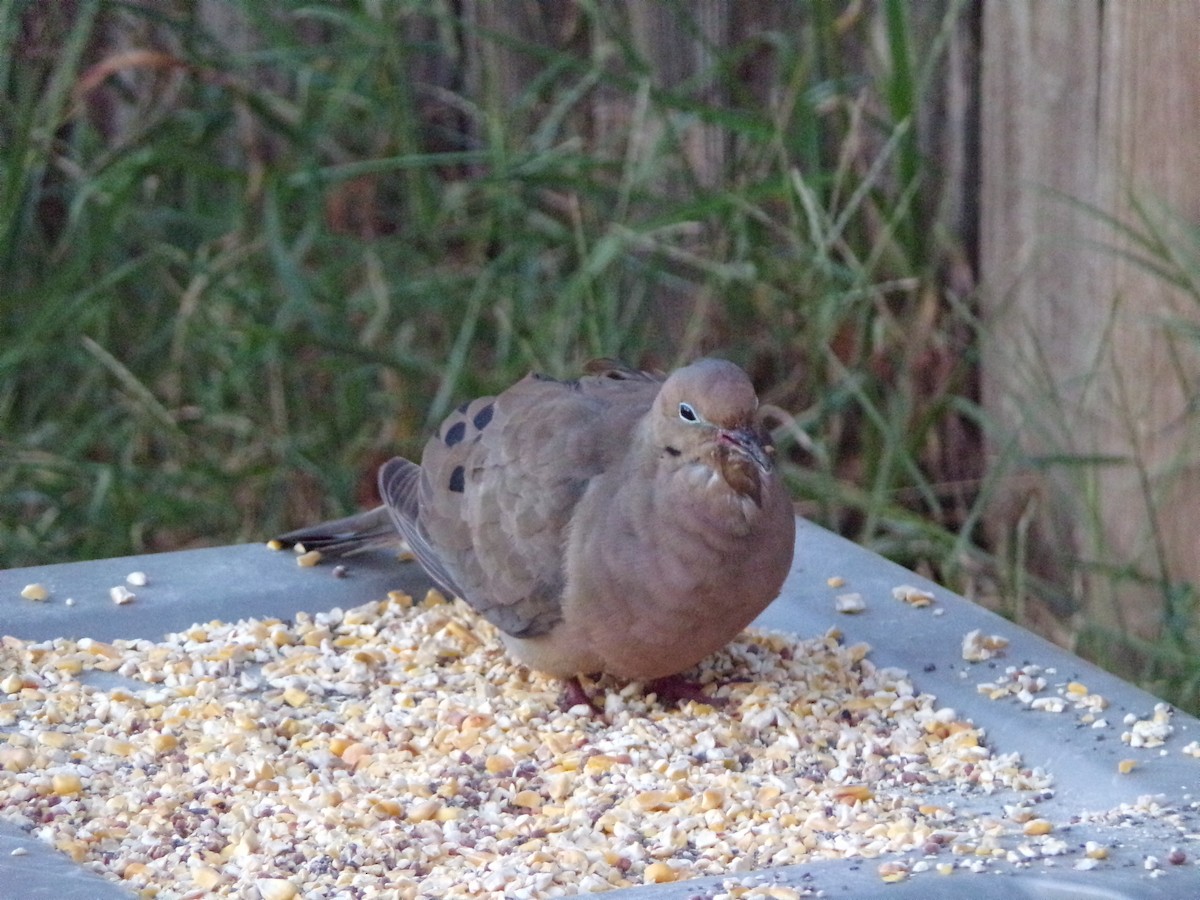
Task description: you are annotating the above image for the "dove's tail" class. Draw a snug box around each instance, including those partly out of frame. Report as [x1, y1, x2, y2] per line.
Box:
[378, 456, 466, 601]
[272, 505, 400, 557]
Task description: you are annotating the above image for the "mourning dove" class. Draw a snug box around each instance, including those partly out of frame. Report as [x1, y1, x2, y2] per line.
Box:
[276, 358, 795, 692]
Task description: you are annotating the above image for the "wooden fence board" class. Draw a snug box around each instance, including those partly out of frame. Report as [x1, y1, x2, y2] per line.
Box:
[980, 0, 1200, 646]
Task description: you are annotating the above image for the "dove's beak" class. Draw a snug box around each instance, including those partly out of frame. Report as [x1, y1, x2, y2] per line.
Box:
[718, 425, 775, 474]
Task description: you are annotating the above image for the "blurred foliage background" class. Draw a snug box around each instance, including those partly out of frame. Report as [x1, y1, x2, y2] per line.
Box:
[2, 1, 1198, 711]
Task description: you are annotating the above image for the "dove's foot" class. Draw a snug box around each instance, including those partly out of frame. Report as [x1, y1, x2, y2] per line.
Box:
[646, 674, 727, 708]
[559, 676, 606, 717]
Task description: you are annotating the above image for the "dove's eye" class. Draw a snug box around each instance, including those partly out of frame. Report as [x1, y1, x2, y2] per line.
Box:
[678, 402, 698, 422]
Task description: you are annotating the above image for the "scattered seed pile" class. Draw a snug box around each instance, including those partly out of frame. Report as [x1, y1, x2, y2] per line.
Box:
[0, 586, 1126, 898]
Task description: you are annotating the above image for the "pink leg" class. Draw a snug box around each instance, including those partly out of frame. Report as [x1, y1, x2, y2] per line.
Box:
[646, 674, 727, 707]
[559, 676, 606, 716]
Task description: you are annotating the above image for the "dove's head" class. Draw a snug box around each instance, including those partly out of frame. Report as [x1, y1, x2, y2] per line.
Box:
[655, 358, 776, 506]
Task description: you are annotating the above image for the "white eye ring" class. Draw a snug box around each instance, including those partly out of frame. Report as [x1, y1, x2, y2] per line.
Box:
[678, 402, 698, 422]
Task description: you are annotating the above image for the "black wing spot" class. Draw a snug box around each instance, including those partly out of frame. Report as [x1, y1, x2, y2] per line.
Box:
[448, 465, 465, 493]
[443, 421, 466, 447]
[456, 400, 470, 414]
[472, 403, 494, 430]
[664, 445, 681, 457]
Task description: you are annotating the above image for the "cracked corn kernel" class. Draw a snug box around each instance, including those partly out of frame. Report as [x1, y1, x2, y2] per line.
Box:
[0, 746, 33, 773]
[52, 657, 83, 675]
[340, 744, 372, 772]
[892, 584, 935, 607]
[1118, 759, 1137, 774]
[109, 585, 135, 605]
[632, 789, 670, 812]
[1022, 819, 1052, 836]
[583, 753, 621, 775]
[834, 592, 866, 614]
[148, 733, 178, 753]
[371, 797, 403, 817]
[643, 861, 678, 884]
[281, 687, 309, 708]
[387, 590, 414, 608]
[406, 799, 441, 823]
[961, 629, 1008, 662]
[191, 865, 221, 890]
[20, 583, 48, 602]
[52, 773, 83, 796]
[37, 731, 71, 750]
[296, 550, 323, 568]
[512, 790, 542, 810]
[122, 861, 149, 879]
[484, 755, 513, 774]
[256, 879, 299, 900]
[700, 788, 725, 811]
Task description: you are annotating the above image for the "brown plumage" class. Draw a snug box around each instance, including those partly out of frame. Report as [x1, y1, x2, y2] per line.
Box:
[276, 358, 796, 684]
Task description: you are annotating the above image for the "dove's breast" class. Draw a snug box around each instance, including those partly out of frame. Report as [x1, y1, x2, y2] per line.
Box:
[525, 455, 796, 680]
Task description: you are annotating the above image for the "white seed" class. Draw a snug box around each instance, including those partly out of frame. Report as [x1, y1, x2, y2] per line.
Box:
[125, 571, 148, 587]
[892, 584, 935, 607]
[109, 585, 135, 605]
[257, 878, 299, 900]
[1029, 697, 1066, 714]
[961, 629, 1008, 662]
[835, 592, 866, 614]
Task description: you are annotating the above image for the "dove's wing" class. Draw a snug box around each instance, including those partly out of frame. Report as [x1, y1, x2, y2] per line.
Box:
[382, 370, 662, 639]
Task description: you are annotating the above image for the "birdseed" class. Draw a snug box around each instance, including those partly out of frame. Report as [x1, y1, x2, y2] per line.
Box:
[20, 584, 49, 602]
[891, 585, 935, 608]
[296, 550, 324, 568]
[975, 664, 1111, 728]
[833, 593, 865, 614]
[961, 629, 1008, 662]
[0, 590, 1190, 897]
[109, 585, 136, 606]
[1122, 703, 1174, 749]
